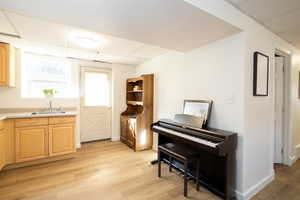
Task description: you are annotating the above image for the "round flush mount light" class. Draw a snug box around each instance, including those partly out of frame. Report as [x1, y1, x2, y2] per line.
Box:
[69, 32, 106, 49]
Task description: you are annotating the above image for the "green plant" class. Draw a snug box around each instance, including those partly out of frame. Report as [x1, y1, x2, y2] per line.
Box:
[43, 89, 58, 97]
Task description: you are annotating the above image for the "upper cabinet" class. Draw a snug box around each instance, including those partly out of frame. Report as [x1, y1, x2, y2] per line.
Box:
[0, 42, 16, 87]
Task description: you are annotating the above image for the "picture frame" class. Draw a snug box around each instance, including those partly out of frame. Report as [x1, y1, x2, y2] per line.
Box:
[253, 51, 269, 96]
[183, 100, 213, 128]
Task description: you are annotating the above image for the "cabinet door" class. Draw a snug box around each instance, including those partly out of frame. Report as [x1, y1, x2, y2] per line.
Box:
[127, 118, 136, 149]
[49, 124, 75, 157]
[0, 129, 6, 170]
[120, 117, 128, 143]
[15, 126, 48, 163]
[0, 43, 9, 86]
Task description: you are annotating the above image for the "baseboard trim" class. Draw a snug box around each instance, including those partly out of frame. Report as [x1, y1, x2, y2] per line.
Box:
[235, 170, 274, 200]
[111, 137, 120, 142]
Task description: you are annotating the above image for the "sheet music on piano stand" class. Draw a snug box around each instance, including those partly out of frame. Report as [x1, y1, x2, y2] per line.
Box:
[183, 100, 212, 128]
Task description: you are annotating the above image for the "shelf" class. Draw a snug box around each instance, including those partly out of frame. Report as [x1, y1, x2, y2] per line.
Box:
[127, 101, 143, 106]
[127, 90, 143, 93]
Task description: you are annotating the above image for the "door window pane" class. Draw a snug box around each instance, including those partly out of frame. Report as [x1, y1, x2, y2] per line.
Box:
[84, 72, 109, 106]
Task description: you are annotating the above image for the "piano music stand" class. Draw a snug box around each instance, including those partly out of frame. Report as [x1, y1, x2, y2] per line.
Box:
[183, 100, 213, 128]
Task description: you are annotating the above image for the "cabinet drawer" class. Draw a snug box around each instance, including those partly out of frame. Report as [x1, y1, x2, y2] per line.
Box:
[15, 118, 49, 128]
[49, 116, 75, 125]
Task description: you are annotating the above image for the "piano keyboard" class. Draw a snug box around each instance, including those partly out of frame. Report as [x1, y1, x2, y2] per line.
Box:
[152, 125, 219, 148]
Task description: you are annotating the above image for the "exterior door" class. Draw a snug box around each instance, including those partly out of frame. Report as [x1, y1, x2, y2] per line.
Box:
[274, 56, 285, 163]
[80, 68, 112, 142]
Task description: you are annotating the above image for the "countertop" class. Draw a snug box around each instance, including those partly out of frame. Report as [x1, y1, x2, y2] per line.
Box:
[0, 111, 77, 120]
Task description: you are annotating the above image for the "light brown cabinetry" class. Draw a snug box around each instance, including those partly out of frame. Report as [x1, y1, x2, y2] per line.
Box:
[0, 116, 76, 170]
[120, 116, 135, 148]
[0, 42, 16, 87]
[0, 125, 6, 170]
[15, 126, 48, 162]
[121, 74, 154, 151]
[49, 124, 75, 156]
[14, 116, 76, 163]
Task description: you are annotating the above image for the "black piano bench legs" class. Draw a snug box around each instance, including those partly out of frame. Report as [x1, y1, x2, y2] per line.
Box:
[184, 162, 188, 197]
[196, 159, 200, 191]
[158, 150, 161, 178]
[157, 144, 201, 198]
[169, 156, 173, 172]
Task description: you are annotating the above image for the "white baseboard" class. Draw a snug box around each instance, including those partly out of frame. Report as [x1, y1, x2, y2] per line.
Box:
[235, 170, 274, 200]
[111, 137, 120, 142]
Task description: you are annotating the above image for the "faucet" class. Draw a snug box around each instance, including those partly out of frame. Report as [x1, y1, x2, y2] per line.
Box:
[49, 100, 53, 112]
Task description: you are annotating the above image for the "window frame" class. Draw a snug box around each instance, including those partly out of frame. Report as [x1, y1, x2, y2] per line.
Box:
[21, 53, 77, 99]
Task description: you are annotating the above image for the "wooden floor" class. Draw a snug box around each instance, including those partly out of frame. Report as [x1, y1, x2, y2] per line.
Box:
[0, 141, 299, 200]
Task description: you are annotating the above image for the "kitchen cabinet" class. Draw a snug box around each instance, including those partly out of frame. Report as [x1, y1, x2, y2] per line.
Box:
[49, 124, 75, 156]
[0, 124, 6, 170]
[0, 115, 76, 171]
[15, 126, 48, 162]
[0, 42, 16, 87]
[120, 116, 128, 144]
[120, 116, 136, 149]
[14, 116, 76, 163]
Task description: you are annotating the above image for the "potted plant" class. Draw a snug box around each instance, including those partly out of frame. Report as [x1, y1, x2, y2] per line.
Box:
[43, 89, 58, 112]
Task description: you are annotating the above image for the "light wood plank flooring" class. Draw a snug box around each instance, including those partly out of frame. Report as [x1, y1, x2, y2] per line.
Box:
[0, 141, 299, 200]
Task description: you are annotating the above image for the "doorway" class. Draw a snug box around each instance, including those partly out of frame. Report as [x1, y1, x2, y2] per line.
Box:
[274, 49, 292, 165]
[274, 54, 285, 164]
[80, 67, 112, 142]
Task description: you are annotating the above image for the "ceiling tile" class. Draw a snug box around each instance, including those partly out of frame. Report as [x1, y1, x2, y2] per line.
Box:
[0, 0, 241, 52]
[0, 10, 18, 36]
[264, 9, 300, 33]
[6, 12, 68, 47]
[67, 48, 98, 60]
[130, 45, 168, 59]
[227, 0, 300, 21]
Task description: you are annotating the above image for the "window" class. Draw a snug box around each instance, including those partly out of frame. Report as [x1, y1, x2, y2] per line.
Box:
[22, 53, 76, 98]
[84, 71, 110, 106]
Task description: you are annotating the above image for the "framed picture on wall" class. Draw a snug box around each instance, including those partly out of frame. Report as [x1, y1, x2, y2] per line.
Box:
[253, 51, 269, 96]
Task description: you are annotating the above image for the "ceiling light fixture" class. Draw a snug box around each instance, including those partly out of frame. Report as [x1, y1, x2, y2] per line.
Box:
[69, 32, 106, 49]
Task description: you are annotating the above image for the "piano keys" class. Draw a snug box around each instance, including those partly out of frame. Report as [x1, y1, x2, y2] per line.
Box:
[151, 115, 237, 200]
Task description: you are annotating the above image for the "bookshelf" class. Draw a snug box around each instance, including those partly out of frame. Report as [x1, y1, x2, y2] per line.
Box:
[120, 74, 154, 151]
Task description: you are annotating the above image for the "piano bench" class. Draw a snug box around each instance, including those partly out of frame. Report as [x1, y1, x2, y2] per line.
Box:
[158, 143, 200, 197]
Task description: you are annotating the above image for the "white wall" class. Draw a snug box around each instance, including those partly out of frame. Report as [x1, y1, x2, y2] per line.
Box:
[0, 49, 136, 147]
[137, 33, 246, 192]
[137, 1, 300, 199]
[291, 54, 300, 157]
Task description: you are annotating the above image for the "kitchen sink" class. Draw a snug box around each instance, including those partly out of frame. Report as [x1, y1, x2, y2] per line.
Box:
[31, 111, 66, 115]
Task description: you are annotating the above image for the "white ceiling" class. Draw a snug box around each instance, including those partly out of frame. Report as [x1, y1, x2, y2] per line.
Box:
[0, 10, 169, 65]
[0, 0, 240, 53]
[226, 0, 300, 49]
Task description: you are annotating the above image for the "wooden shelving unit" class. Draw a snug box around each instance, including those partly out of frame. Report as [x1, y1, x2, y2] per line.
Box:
[121, 74, 154, 151]
[127, 101, 143, 106]
[127, 90, 143, 93]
